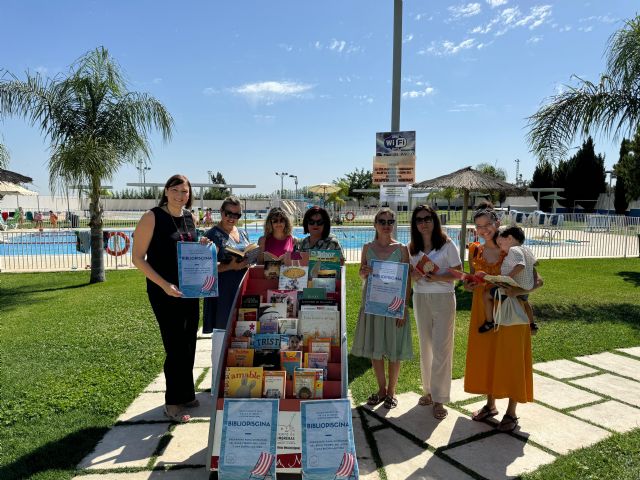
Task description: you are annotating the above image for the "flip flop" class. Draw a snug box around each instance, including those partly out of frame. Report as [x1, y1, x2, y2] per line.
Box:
[366, 393, 384, 406]
[418, 394, 433, 406]
[383, 396, 398, 409]
[164, 405, 191, 423]
[433, 404, 448, 420]
[497, 414, 519, 432]
[472, 404, 498, 421]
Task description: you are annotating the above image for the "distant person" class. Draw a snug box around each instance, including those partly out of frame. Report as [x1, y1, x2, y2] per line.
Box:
[34, 211, 44, 230]
[49, 210, 58, 228]
[17, 207, 25, 226]
[203, 208, 213, 227]
[258, 207, 295, 263]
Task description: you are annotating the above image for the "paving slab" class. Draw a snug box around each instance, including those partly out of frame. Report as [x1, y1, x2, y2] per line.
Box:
[576, 351, 640, 381]
[194, 348, 212, 368]
[533, 359, 598, 379]
[196, 367, 212, 391]
[352, 408, 381, 480]
[78, 423, 169, 469]
[465, 399, 609, 455]
[571, 400, 640, 433]
[449, 378, 482, 403]
[532, 373, 601, 409]
[75, 468, 211, 480]
[74, 473, 154, 480]
[365, 392, 493, 448]
[118, 392, 167, 422]
[144, 369, 205, 393]
[571, 373, 640, 407]
[186, 391, 214, 420]
[444, 432, 556, 480]
[196, 338, 212, 351]
[192, 367, 206, 388]
[155, 422, 209, 466]
[373, 428, 474, 480]
[617, 346, 640, 358]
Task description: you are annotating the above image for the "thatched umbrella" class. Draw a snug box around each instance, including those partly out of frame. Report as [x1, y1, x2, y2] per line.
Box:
[0, 168, 32, 184]
[412, 166, 517, 266]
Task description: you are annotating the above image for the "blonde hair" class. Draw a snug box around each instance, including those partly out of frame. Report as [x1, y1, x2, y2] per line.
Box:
[373, 207, 395, 239]
[263, 207, 293, 237]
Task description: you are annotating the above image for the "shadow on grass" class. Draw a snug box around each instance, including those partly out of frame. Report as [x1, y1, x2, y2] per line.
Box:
[618, 271, 640, 287]
[533, 302, 640, 329]
[0, 426, 109, 480]
[0, 283, 89, 312]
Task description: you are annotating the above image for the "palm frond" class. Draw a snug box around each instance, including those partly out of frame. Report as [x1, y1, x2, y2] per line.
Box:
[607, 16, 640, 90]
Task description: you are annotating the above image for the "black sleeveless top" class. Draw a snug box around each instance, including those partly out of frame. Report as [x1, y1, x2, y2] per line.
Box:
[146, 206, 197, 295]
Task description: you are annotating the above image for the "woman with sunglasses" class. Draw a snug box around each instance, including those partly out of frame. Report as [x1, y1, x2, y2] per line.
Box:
[257, 207, 295, 263]
[408, 205, 461, 420]
[351, 208, 412, 410]
[296, 206, 344, 261]
[202, 196, 250, 333]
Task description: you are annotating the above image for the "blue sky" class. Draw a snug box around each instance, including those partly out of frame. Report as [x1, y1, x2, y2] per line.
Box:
[0, 0, 635, 195]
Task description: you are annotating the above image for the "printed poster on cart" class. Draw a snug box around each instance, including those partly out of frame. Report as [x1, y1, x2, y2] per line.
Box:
[301, 399, 359, 480]
[364, 260, 409, 319]
[219, 398, 279, 480]
[177, 241, 218, 298]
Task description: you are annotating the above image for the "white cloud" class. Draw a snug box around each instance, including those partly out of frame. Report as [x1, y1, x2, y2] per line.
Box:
[314, 41, 322, 50]
[329, 39, 346, 53]
[492, 5, 552, 36]
[402, 87, 435, 98]
[448, 103, 484, 112]
[315, 39, 361, 54]
[449, 3, 482, 19]
[580, 15, 617, 24]
[415, 13, 433, 21]
[403, 34, 414, 43]
[230, 81, 314, 104]
[579, 26, 593, 33]
[486, 0, 508, 7]
[278, 43, 294, 52]
[354, 94, 374, 104]
[422, 38, 476, 56]
[527, 35, 542, 44]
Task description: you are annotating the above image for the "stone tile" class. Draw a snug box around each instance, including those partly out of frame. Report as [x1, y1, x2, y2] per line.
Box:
[186, 391, 214, 420]
[156, 422, 209, 466]
[576, 352, 640, 381]
[196, 339, 211, 352]
[449, 378, 482, 403]
[572, 373, 640, 407]
[118, 392, 167, 422]
[445, 433, 556, 480]
[465, 399, 609, 455]
[617, 346, 640, 358]
[373, 428, 474, 480]
[572, 400, 640, 433]
[78, 423, 168, 469]
[365, 392, 493, 448]
[533, 359, 598, 379]
[196, 367, 212, 391]
[194, 348, 212, 368]
[532, 373, 601, 409]
[74, 471, 210, 480]
[145, 372, 166, 392]
[352, 408, 380, 480]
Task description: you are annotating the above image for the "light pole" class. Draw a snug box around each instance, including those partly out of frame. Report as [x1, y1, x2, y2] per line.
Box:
[605, 170, 615, 214]
[289, 174, 298, 200]
[136, 158, 151, 194]
[275, 172, 288, 203]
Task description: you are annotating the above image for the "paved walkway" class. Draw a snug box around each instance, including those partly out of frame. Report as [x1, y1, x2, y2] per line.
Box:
[74, 336, 640, 480]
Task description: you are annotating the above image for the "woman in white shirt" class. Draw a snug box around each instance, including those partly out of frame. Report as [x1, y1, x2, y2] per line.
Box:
[408, 205, 462, 420]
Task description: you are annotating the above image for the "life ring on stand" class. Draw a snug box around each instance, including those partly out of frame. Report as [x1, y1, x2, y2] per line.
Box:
[345, 211, 356, 222]
[105, 231, 130, 256]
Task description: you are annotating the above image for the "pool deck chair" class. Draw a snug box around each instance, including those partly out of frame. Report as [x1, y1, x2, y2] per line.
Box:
[248, 452, 275, 480]
[333, 452, 356, 480]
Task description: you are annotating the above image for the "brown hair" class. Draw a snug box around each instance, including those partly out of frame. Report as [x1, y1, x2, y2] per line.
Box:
[220, 195, 242, 212]
[263, 207, 293, 237]
[409, 204, 447, 255]
[159, 175, 193, 209]
[302, 206, 331, 237]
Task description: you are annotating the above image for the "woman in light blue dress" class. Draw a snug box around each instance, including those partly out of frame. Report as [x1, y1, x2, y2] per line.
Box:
[351, 208, 412, 409]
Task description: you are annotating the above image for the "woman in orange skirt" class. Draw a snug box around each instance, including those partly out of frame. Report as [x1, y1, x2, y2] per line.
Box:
[464, 202, 541, 432]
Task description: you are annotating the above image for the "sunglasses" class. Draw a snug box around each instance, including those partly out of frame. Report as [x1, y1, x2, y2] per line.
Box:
[223, 210, 242, 219]
[376, 219, 396, 226]
[415, 215, 434, 224]
[307, 219, 325, 226]
[271, 217, 285, 224]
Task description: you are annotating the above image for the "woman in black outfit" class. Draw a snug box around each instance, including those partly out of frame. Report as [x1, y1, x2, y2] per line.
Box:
[132, 174, 204, 422]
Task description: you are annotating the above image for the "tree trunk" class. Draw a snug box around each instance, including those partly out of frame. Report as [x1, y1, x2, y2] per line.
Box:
[459, 190, 470, 269]
[89, 178, 105, 283]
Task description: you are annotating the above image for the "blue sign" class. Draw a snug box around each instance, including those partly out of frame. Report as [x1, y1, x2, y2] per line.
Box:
[177, 241, 218, 298]
[376, 131, 415, 156]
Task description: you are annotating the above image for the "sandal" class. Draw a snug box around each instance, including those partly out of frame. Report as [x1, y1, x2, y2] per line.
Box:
[478, 321, 495, 333]
[383, 396, 398, 409]
[182, 399, 200, 408]
[164, 405, 191, 423]
[418, 394, 433, 406]
[366, 393, 384, 406]
[497, 414, 519, 432]
[433, 403, 448, 420]
[471, 404, 498, 421]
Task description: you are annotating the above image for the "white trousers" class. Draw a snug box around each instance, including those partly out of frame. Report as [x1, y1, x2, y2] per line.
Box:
[412, 291, 456, 403]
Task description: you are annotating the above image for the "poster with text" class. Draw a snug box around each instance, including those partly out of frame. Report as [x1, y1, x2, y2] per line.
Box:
[219, 398, 278, 480]
[301, 399, 358, 480]
[372, 155, 416, 184]
[177, 241, 218, 298]
[364, 260, 409, 319]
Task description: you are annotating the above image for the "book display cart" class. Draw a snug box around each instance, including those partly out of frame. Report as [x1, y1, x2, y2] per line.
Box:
[207, 265, 350, 478]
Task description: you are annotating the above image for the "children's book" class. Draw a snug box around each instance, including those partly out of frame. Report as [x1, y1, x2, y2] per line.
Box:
[253, 350, 280, 370]
[415, 252, 440, 275]
[237, 307, 258, 322]
[293, 368, 323, 399]
[280, 350, 303, 380]
[266, 289, 298, 317]
[224, 367, 263, 398]
[227, 348, 254, 367]
[230, 336, 251, 348]
[307, 249, 341, 278]
[304, 352, 329, 380]
[277, 318, 299, 335]
[264, 260, 283, 280]
[302, 287, 327, 300]
[482, 274, 522, 289]
[263, 370, 286, 399]
[235, 320, 258, 340]
[308, 337, 332, 362]
[299, 309, 340, 345]
[241, 294, 261, 309]
[252, 333, 282, 351]
[311, 277, 337, 293]
[258, 303, 287, 322]
[226, 243, 260, 264]
[279, 265, 309, 291]
[259, 319, 279, 334]
[279, 334, 304, 352]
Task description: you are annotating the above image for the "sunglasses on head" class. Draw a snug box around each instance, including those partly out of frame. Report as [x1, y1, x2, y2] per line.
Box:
[376, 218, 396, 226]
[307, 219, 325, 226]
[223, 210, 242, 219]
[415, 215, 434, 224]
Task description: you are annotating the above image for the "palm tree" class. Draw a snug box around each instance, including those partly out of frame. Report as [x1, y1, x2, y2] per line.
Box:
[0, 47, 173, 283]
[527, 16, 640, 163]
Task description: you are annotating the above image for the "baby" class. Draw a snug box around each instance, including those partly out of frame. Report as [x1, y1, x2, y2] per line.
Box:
[478, 226, 538, 334]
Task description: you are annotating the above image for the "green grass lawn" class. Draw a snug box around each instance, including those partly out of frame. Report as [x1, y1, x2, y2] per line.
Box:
[0, 257, 639, 479]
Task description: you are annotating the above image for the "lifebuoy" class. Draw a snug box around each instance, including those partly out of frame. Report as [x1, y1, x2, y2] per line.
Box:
[105, 231, 130, 256]
[345, 211, 356, 222]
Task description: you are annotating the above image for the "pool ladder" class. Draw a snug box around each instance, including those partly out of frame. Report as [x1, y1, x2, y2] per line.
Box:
[542, 228, 561, 258]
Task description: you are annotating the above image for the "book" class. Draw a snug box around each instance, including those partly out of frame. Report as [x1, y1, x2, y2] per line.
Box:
[280, 350, 303, 380]
[308, 337, 332, 362]
[280, 334, 304, 352]
[299, 298, 337, 307]
[264, 260, 283, 280]
[266, 289, 298, 317]
[311, 277, 336, 293]
[415, 252, 440, 275]
[252, 333, 282, 350]
[263, 370, 286, 399]
[235, 320, 258, 340]
[230, 336, 251, 348]
[482, 274, 522, 289]
[304, 352, 329, 380]
[259, 303, 287, 322]
[447, 268, 489, 285]
[293, 368, 323, 399]
[302, 287, 327, 300]
[227, 348, 254, 367]
[253, 350, 281, 370]
[224, 367, 263, 398]
[307, 249, 341, 278]
[241, 294, 261, 309]
[259, 319, 279, 334]
[277, 318, 299, 335]
[264, 251, 287, 261]
[300, 304, 339, 311]
[279, 265, 309, 291]
[299, 309, 340, 345]
[226, 243, 260, 264]
[237, 307, 258, 322]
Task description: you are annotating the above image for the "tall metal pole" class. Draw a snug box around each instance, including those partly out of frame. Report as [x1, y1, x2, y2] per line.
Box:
[390, 0, 403, 237]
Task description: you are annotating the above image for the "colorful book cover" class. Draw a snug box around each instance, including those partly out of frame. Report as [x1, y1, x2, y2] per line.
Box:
[308, 249, 341, 278]
[280, 334, 304, 352]
[266, 289, 298, 317]
[308, 337, 332, 362]
[279, 265, 309, 291]
[227, 348, 255, 367]
[311, 277, 336, 293]
[240, 294, 261, 309]
[299, 310, 340, 345]
[252, 333, 282, 351]
[293, 368, 323, 399]
[304, 352, 329, 380]
[302, 287, 327, 300]
[364, 260, 410, 320]
[237, 307, 258, 322]
[258, 303, 287, 322]
[259, 319, 279, 334]
[224, 367, 264, 398]
[263, 370, 286, 399]
[263, 260, 283, 280]
[230, 336, 251, 348]
[278, 318, 299, 335]
[253, 350, 280, 370]
[235, 320, 258, 339]
[414, 252, 440, 275]
[176, 241, 218, 298]
[280, 350, 303, 380]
